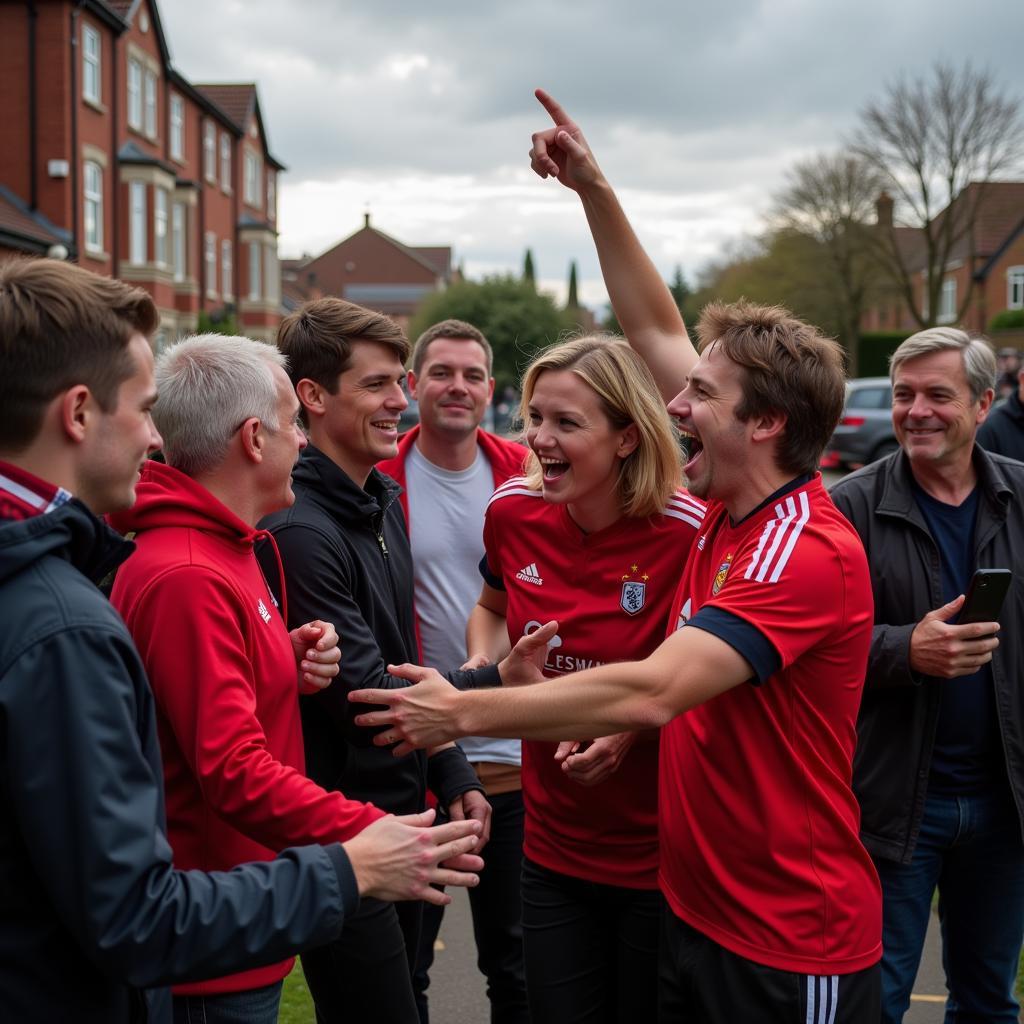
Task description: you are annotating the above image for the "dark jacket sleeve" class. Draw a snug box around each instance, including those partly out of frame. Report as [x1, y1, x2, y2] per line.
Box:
[830, 477, 922, 690]
[6, 625, 357, 988]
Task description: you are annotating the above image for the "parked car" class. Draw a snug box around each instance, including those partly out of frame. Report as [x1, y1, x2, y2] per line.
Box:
[821, 377, 899, 470]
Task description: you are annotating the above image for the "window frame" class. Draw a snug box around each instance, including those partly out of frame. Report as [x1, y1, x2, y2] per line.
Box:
[129, 180, 147, 265]
[83, 160, 103, 253]
[82, 24, 101, 105]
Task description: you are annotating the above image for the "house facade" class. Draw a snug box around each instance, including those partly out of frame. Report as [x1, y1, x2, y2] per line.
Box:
[0, 0, 284, 345]
[861, 183, 1024, 339]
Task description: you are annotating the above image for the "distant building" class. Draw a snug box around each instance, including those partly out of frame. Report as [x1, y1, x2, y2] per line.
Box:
[282, 214, 453, 334]
[0, 0, 285, 345]
[862, 183, 1024, 337]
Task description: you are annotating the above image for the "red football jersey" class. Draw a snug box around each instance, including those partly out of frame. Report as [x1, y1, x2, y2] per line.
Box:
[484, 478, 705, 888]
[659, 475, 882, 972]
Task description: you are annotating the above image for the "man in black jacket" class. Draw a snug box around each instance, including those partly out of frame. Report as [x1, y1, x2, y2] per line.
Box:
[978, 365, 1024, 461]
[0, 258, 483, 1024]
[261, 297, 545, 1023]
[831, 327, 1024, 1024]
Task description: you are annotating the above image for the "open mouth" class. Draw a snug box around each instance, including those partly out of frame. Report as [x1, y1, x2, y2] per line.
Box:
[540, 456, 570, 481]
[372, 419, 399, 436]
[679, 429, 704, 472]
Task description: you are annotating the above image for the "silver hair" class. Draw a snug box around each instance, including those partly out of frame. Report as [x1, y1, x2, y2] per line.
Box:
[154, 334, 287, 476]
[890, 327, 997, 402]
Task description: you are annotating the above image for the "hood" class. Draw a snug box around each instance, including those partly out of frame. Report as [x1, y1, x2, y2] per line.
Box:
[0, 498, 133, 586]
[108, 460, 258, 547]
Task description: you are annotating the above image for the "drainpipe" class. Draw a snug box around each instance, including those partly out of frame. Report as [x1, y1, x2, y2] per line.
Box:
[69, 1, 85, 260]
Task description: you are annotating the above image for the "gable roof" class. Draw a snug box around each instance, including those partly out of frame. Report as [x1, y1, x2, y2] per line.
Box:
[194, 84, 286, 170]
[0, 185, 70, 254]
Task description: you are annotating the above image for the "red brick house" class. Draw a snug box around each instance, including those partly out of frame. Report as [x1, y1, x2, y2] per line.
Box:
[283, 214, 453, 334]
[862, 183, 1024, 337]
[0, 0, 285, 345]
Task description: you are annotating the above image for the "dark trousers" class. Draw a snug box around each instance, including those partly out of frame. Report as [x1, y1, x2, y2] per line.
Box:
[874, 789, 1024, 1024]
[172, 981, 282, 1024]
[521, 857, 662, 1024]
[658, 911, 880, 1023]
[302, 896, 422, 1023]
[414, 790, 529, 1024]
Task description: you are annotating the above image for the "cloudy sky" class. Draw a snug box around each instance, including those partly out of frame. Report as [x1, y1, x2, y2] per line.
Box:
[160, 0, 1024, 311]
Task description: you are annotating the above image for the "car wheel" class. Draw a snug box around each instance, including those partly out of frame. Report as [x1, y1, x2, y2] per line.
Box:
[870, 440, 900, 463]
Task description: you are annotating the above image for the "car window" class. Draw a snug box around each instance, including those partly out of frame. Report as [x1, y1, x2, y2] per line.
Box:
[846, 386, 891, 410]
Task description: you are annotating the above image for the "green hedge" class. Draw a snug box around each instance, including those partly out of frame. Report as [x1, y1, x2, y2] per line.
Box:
[856, 331, 913, 377]
[989, 309, 1024, 332]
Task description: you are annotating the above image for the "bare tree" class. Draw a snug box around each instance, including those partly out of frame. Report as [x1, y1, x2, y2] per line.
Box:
[852, 61, 1023, 328]
[774, 152, 886, 370]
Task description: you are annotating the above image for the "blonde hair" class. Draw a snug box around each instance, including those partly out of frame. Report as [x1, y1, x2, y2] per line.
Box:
[518, 335, 682, 518]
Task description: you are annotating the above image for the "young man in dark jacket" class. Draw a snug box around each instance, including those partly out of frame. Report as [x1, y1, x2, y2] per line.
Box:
[978, 365, 1024, 461]
[0, 258, 483, 1024]
[260, 298, 545, 1022]
[831, 327, 1024, 1024]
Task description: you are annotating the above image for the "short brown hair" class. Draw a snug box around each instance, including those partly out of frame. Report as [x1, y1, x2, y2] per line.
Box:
[411, 319, 493, 376]
[277, 297, 409, 401]
[695, 301, 845, 475]
[0, 257, 157, 451]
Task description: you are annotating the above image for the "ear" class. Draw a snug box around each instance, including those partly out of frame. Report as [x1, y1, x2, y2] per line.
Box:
[976, 387, 995, 425]
[295, 378, 325, 421]
[239, 417, 264, 464]
[617, 422, 640, 459]
[487, 377, 496, 404]
[58, 386, 94, 444]
[406, 370, 420, 401]
[751, 409, 787, 444]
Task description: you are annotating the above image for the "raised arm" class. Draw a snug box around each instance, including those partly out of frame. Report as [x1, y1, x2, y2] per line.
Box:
[530, 88, 697, 400]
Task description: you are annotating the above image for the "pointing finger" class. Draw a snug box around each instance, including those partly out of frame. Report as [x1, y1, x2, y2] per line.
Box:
[535, 87, 574, 128]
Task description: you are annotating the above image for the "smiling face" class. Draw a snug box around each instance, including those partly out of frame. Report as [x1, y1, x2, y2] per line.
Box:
[316, 340, 408, 485]
[79, 332, 162, 513]
[408, 336, 494, 442]
[666, 344, 751, 504]
[891, 349, 991, 469]
[525, 368, 637, 532]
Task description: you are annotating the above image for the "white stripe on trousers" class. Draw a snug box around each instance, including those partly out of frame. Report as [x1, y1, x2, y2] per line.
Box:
[805, 974, 839, 1024]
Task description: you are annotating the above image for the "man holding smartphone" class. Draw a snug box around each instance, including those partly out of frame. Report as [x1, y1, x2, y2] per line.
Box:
[831, 328, 1024, 1024]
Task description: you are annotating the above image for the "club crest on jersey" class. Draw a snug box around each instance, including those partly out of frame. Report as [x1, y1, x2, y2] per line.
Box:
[619, 563, 649, 615]
[712, 554, 733, 596]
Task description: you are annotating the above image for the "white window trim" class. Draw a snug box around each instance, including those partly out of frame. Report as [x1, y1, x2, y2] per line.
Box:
[266, 171, 275, 219]
[1008, 266, 1024, 311]
[221, 239, 233, 301]
[170, 94, 184, 162]
[937, 278, 957, 324]
[244, 149, 261, 207]
[127, 58, 142, 131]
[153, 187, 168, 268]
[248, 240, 261, 300]
[263, 244, 278, 304]
[203, 121, 217, 183]
[143, 69, 157, 139]
[205, 231, 218, 299]
[172, 202, 186, 283]
[220, 133, 232, 193]
[82, 24, 101, 105]
[83, 160, 103, 254]
[129, 181, 147, 265]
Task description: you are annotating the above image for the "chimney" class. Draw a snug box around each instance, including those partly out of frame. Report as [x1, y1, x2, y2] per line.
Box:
[875, 191, 894, 229]
[363, 212, 371, 229]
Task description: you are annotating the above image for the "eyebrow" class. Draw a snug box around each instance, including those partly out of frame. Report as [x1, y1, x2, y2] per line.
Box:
[358, 372, 404, 386]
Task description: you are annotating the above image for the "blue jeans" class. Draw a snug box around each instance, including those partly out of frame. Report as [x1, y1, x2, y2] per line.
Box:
[172, 980, 282, 1024]
[874, 789, 1024, 1024]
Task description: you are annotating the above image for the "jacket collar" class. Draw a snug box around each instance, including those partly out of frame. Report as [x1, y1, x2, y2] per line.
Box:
[292, 444, 402, 522]
[876, 444, 1013, 522]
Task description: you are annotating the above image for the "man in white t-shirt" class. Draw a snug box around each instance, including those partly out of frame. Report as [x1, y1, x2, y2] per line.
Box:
[379, 319, 528, 1024]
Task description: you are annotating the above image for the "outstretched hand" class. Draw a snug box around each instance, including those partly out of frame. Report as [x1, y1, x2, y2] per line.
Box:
[529, 88, 603, 192]
[350, 666, 460, 755]
[553, 731, 637, 787]
[342, 808, 483, 905]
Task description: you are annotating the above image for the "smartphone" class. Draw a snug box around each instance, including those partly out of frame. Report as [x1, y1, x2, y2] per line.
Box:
[959, 568, 1012, 625]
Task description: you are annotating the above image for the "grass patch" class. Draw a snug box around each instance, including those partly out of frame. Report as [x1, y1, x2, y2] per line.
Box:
[279, 960, 315, 1024]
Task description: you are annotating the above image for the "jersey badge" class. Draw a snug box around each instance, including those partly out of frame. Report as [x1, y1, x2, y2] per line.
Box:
[516, 562, 544, 586]
[697, 534, 706, 551]
[257, 598, 272, 624]
[711, 553, 733, 596]
[619, 564, 650, 615]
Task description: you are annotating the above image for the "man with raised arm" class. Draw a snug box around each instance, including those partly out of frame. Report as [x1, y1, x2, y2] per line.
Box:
[351, 92, 883, 1023]
[0, 258, 483, 1024]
